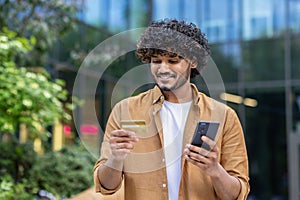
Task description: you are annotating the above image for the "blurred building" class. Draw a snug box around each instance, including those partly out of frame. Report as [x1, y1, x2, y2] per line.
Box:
[58, 0, 300, 199]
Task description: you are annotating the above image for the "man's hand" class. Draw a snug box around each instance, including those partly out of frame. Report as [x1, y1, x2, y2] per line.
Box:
[184, 135, 221, 177]
[109, 129, 139, 161]
[184, 135, 242, 199]
[97, 129, 139, 190]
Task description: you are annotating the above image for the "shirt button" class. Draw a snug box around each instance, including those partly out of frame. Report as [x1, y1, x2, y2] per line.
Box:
[162, 158, 165, 163]
[162, 183, 167, 188]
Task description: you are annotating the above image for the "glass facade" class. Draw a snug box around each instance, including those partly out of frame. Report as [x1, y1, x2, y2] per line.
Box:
[66, 0, 300, 199]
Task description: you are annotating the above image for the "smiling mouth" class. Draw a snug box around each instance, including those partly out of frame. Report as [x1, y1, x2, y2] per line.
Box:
[156, 73, 176, 79]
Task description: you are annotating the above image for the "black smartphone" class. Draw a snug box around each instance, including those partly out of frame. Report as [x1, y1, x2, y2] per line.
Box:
[191, 121, 220, 150]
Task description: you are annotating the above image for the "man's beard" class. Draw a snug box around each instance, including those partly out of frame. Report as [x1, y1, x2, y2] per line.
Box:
[156, 66, 191, 91]
[158, 77, 187, 91]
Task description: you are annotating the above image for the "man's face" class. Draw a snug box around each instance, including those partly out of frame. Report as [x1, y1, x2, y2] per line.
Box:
[150, 54, 193, 91]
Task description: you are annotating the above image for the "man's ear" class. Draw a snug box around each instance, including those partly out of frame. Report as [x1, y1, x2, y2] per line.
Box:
[190, 60, 197, 69]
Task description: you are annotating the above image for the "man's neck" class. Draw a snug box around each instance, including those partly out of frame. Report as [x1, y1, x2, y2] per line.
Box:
[162, 84, 193, 103]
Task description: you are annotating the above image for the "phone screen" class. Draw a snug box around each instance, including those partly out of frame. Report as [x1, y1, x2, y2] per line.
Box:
[191, 121, 219, 150]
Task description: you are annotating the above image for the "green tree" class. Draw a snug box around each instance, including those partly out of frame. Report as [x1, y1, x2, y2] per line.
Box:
[30, 144, 95, 198]
[0, 139, 95, 199]
[0, 28, 80, 137]
[0, 0, 80, 66]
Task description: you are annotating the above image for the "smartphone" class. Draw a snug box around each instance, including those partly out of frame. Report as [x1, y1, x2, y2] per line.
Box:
[120, 120, 146, 137]
[191, 121, 219, 150]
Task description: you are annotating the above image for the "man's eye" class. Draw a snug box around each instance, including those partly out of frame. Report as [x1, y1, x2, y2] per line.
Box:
[168, 60, 179, 64]
[152, 60, 161, 64]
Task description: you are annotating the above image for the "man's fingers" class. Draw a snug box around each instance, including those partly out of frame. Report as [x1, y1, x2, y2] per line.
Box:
[201, 136, 216, 150]
[110, 130, 139, 143]
[111, 129, 134, 137]
[186, 143, 210, 156]
[110, 136, 135, 144]
[112, 142, 134, 150]
[187, 150, 207, 162]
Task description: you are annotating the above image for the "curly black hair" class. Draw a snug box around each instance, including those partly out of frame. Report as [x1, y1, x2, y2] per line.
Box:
[136, 19, 210, 78]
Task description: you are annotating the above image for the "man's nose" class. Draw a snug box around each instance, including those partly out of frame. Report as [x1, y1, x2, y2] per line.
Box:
[158, 61, 170, 73]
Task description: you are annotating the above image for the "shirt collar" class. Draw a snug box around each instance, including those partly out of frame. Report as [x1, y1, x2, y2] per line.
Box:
[152, 85, 164, 104]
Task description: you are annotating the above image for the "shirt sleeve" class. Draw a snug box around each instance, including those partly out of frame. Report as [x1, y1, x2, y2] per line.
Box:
[221, 108, 250, 199]
[93, 163, 123, 195]
[236, 176, 250, 200]
[93, 102, 123, 195]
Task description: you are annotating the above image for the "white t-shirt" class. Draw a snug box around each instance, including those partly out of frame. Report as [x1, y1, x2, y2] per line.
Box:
[160, 100, 192, 200]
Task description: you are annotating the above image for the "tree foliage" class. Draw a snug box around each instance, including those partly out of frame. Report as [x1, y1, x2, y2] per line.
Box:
[0, 28, 80, 136]
[30, 144, 95, 198]
[0, 0, 81, 66]
[0, 139, 95, 199]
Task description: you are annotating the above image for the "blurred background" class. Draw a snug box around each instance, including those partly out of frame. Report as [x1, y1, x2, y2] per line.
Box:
[1, 0, 300, 199]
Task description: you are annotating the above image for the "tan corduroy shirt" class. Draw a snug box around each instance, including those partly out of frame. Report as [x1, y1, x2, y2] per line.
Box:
[94, 84, 250, 200]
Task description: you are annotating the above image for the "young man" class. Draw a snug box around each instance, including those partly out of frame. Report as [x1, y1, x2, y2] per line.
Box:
[94, 19, 250, 200]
